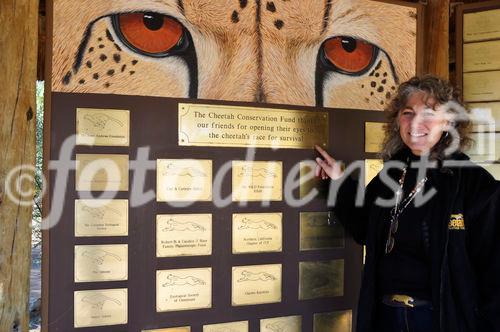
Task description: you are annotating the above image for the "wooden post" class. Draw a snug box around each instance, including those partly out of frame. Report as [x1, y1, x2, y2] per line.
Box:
[0, 0, 39, 331]
[422, 0, 451, 78]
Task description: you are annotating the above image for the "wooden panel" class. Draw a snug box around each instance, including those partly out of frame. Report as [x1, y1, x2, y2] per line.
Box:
[463, 71, 500, 102]
[0, 1, 38, 331]
[463, 40, 500, 72]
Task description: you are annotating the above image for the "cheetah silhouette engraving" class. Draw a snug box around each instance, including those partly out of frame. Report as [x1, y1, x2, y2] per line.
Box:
[162, 163, 207, 177]
[238, 166, 277, 178]
[162, 218, 206, 232]
[83, 113, 124, 129]
[162, 274, 206, 287]
[238, 218, 277, 230]
[237, 271, 276, 282]
[81, 294, 121, 310]
[82, 249, 122, 265]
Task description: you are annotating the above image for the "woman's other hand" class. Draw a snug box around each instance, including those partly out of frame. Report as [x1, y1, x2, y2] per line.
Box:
[314, 145, 344, 180]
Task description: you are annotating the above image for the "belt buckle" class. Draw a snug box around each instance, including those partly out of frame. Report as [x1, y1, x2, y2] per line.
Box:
[390, 294, 415, 308]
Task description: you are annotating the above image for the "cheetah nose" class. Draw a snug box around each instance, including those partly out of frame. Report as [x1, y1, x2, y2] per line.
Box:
[255, 85, 267, 103]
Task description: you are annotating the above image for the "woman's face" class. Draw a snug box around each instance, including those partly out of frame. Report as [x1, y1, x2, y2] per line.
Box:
[398, 90, 449, 156]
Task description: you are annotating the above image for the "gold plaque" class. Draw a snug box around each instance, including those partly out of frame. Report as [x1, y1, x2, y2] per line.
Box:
[464, 9, 500, 42]
[76, 108, 130, 146]
[143, 327, 191, 332]
[74, 288, 127, 328]
[299, 260, 344, 300]
[469, 102, 500, 132]
[178, 103, 329, 149]
[300, 161, 321, 199]
[260, 315, 301, 332]
[365, 122, 386, 153]
[469, 132, 500, 161]
[75, 244, 128, 282]
[203, 321, 248, 332]
[232, 161, 282, 202]
[463, 71, 500, 102]
[76, 154, 129, 191]
[157, 159, 212, 202]
[464, 41, 500, 73]
[313, 310, 352, 332]
[232, 213, 282, 254]
[75, 199, 128, 237]
[157, 214, 212, 257]
[156, 268, 212, 312]
[365, 159, 384, 186]
[299, 212, 344, 250]
[232, 264, 282, 306]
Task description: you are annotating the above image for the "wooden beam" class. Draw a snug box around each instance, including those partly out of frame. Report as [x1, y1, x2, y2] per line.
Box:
[0, 0, 39, 331]
[422, 0, 450, 78]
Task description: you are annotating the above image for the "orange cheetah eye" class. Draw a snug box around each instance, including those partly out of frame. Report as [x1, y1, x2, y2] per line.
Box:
[321, 36, 378, 75]
[112, 12, 185, 56]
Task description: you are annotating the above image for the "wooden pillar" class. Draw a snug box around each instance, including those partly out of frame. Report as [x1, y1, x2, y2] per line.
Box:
[0, 0, 39, 331]
[422, 0, 451, 78]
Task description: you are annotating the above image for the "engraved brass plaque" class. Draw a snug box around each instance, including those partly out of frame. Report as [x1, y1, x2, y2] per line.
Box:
[232, 161, 282, 201]
[232, 264, 282, 306]
[299, 260, 344, 300]
[76, 108, 130, 146]
[313, 310, 352, 332]
[76, 154, 129, 191]
[157, 214, 212, 257]
[260, 315, 302, 332]
[74, 288, 127, 328]
[469, 102, 500, 132]
[203, 321, 248, 332]
[364, 122, 386, 153]
[463, 71, 500, 102]
[178, 103, 329, 149]
[143, 327, 191, 332]
[232, 213, 282, 254]
[300, 160, 321, 199]
[299, 212, 344, 251]
[157, 159, 212, 202]
[75, 199, 128, 237]
[464, 9, 500, 42]
[156, 268, 212, 312]
[469, 132, 500, 161]
[74, 244, 128, 282]
[365, 159, 384, 186]
[464, 41, 500, 72]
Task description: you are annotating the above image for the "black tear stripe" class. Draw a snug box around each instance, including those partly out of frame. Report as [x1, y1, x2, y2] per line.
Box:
[178, 0, 184, 13]
[70, 15, 110, 77]
[322, 0, 332, 34]
[105, 29, 115, 42]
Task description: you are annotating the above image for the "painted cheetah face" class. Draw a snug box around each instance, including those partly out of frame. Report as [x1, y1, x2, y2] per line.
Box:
[52, 0, 417, 110]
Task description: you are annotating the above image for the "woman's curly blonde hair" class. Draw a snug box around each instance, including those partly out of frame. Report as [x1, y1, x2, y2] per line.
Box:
[381, 75, 473, 161]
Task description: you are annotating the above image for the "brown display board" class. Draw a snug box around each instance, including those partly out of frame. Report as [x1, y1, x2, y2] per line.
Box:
[43, 93, 385, 331]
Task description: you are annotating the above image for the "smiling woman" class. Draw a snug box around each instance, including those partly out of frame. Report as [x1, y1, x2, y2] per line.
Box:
[50, 0, 419, 110]
[314, 75, 500, 332]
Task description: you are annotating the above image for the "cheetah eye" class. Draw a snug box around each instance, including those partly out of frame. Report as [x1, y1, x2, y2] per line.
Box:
[111, 12, 187, 57]
[320, 36, 379, 75]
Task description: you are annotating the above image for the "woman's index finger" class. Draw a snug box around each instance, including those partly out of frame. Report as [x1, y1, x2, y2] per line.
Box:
[314, 145, 335, 164]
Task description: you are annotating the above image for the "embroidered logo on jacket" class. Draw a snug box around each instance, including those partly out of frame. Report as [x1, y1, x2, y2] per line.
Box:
[449, 213, 465, 230]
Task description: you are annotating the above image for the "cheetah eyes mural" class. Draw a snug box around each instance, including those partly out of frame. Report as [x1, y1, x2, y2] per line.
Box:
[51, 0, 418, 110]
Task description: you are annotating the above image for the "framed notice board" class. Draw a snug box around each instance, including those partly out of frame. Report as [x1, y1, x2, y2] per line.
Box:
[455, 0, 500, 177]
[42, 0, 419, 331]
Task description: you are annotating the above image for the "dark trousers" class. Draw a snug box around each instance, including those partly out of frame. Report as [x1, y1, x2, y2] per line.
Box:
[374, 302, 433, 332]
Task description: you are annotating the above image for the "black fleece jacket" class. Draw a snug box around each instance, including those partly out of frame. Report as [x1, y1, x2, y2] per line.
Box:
[331, 149, 500, 332]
